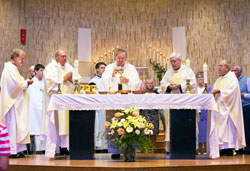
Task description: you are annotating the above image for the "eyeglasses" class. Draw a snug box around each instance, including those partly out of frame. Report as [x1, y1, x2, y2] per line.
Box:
[60, 55, 67, 58]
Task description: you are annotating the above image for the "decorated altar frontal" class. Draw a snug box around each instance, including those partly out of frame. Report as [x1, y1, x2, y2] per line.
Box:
[45, 94, 220, 159]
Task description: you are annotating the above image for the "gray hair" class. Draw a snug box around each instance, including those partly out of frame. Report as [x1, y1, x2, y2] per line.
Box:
[196, 71, 204, 78]
[115, 48, 127, 57]
[233, 65, 243, 72]
[11, 49, 25, 59]
[55, 50, 61, 57]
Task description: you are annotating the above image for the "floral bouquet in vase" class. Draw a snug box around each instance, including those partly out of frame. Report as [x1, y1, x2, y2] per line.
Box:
[105, 108, 154, 162]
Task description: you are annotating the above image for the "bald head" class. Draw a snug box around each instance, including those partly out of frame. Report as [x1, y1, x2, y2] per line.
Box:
[55, 49, 67, 66]
[218, 60, 230, 76]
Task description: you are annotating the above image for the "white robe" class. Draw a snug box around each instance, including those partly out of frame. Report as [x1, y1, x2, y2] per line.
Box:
[101, 62, 140, 91]
[27, 76, 46, 151]
[43, 59, 74, 152]
[0, 61, 30, 154]
[212, 71, 246, 150]
[89, 76, 107, 150]
[160, 65, 197, 152]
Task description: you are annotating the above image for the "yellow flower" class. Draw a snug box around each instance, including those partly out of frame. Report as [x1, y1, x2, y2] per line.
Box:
[138, 116, 145, 123]
[123, 121, 129, 128]
[133, 120, 139, 128]
[111, 120, 118, 128]
[124, 109, 130, 114]
[127, 116, 134, 123]
[129, 108, 134, 113]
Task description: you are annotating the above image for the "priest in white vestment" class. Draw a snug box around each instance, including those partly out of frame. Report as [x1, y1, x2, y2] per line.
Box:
[101, 49, 140, 159]
[43, 50, 74, 155]
[211, 60, 245, 156]
[160, 52, 196, 152]
[0, 49, 33, 157]
[89, 62, 108, 151]
[27, 64, 46, 153]
[102, 49, 140, 92]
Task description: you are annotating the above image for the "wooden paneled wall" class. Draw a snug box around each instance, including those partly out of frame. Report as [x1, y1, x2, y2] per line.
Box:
[0, 0, 250, 85]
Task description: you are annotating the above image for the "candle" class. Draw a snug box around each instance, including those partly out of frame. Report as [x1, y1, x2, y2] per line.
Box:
[186, 59, 190, 79]
[74, 60, 79, 80]
[163, 55, 166, 69]
[152, 48, 155, 62]
[203, 63, 208, 83]
[157, 49, 159, 63]
[57, 63, 62, 83]
[112, 48, 115, 62]
[108, 50, 111, 64]
[149, 45, 152, 59]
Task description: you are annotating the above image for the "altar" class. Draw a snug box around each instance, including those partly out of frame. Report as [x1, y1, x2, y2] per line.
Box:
[45, 94, 220, 159]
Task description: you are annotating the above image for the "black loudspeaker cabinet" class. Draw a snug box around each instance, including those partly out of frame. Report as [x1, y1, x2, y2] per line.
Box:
[69, 110, 95, 160]
[170, 109, 196, 159]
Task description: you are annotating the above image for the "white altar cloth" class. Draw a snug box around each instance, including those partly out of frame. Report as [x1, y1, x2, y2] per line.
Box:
[45, 94, 220, 159]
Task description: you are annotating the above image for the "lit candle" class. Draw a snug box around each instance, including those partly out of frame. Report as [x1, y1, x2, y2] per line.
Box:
[157, 49, 159, 63]
[112, 48, 115, 62]
[149, 45, 152, 59]
[163, 55, 166, 69]
[108, 50, 111, 63]
[74, 60, 79, 80]
[152, 48, 155, 62]
[186, 59, 190, 79]
[203, 63, 208, 83]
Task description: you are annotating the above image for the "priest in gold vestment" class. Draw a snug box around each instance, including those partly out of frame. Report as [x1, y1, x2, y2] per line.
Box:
[0, 49, 33, 157]
[160, 52, 196, 152]
[43, 50, 74, 155]
[211, 60, 245, 156]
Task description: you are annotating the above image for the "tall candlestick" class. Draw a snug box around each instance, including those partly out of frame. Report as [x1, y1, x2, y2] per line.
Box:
[203, 62, 208, 83]
[163, 55, 166, 69]
[108, 50, 111, 64]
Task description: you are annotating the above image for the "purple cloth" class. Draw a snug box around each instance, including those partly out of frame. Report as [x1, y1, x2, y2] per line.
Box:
[198, 85, 212, 143]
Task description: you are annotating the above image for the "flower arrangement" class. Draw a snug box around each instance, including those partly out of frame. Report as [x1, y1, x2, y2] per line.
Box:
[105, 108, 154, 160]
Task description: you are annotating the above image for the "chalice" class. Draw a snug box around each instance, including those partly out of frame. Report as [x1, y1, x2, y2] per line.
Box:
[118, 68, 124, 90]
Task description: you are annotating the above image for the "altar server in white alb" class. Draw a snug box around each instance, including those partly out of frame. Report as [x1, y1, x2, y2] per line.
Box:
[101, 48, 140, 91]
[211, 60, 245, 156]
[43, 49, 74, 155]
[160, 52, 196, 152]
[89, 62, 108, 151]
[27, 64, 46, 153]
[0, 49, 33, 158]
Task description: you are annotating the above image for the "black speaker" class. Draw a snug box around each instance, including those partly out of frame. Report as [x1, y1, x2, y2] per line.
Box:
[170, 109, 196, 159]
[69, 110, 95, 160]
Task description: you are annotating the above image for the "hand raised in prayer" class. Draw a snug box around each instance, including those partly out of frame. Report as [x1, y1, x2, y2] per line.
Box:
[120, 76, 129, 84]
[27, 79, 33, 86]
[112, 68, 120, 77]
[211, 89, 220, 95]
[169, 83, 180, 90]
[64, 72, 73, 83]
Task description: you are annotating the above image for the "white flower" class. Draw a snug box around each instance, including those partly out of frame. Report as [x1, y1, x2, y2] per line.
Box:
[126, 126, 133, 133]
[109, 129, 114, 135]
[135, 129, 140, 135]
[118, 122, 122, 127]
[149, 130, 153, 135]
[144, 128, 150, 135]
[121, 118, 125, 123]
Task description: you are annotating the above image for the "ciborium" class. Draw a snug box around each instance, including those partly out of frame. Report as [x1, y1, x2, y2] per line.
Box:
[57, 83, 62, 94]
[203, 83, 208, 94]
[73, 79, 79, 94]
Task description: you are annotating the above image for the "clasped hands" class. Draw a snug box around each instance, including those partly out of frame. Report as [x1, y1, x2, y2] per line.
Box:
[210, 89, 220, 95]
[112, 68, 129, 84]
[63, 72, 73, 83]
[169, 83, 180, 90]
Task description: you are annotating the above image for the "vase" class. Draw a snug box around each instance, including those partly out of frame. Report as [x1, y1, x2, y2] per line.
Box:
[123, 144, 136, 162]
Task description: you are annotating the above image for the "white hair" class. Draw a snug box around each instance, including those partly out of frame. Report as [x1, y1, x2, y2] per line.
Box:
[170, 52, 182, 60]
